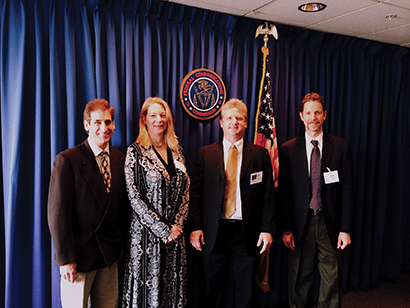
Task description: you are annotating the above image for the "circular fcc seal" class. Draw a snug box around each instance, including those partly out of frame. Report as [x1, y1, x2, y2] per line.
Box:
[180, 69, 226, 120]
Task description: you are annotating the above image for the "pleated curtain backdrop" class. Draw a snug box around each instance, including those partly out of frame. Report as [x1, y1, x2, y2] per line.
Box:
[1, 0, 410, 307]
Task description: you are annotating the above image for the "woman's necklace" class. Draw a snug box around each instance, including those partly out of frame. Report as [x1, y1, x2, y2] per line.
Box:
[152, 140, 163, 148]
[151, 137, 164, 149]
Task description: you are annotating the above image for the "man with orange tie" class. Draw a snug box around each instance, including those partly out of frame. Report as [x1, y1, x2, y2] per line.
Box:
[48, 99, 129, 307]
[189, 98, 275, 308]
[279, 93, 354, 308]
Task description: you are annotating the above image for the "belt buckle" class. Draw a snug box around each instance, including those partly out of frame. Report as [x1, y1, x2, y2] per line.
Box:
[223, 219, 241, 223]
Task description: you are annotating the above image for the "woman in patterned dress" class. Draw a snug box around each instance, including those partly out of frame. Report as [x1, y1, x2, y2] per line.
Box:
[122, 97, 189, 308]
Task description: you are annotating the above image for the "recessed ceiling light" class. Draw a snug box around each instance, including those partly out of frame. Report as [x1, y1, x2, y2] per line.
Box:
[298, 3, 327, 12]
[385, 14, 397, 21]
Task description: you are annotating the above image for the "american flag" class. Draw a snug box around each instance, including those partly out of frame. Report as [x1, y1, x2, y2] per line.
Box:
[254, 49, 279, 187]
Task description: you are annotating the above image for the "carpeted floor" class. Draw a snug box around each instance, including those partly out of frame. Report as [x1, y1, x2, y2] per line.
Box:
[342, 271, 410, 308]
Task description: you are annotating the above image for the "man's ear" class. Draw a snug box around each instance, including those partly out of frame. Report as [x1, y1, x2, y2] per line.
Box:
[84, 120, 90, 132]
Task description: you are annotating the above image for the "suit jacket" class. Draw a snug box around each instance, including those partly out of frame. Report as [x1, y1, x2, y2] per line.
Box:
[279, 132, 354, 248]
[189, 140, 275, 256]
[47, 140, 129, 272]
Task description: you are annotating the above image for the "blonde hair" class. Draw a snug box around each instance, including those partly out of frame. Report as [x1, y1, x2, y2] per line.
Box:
[221, 98, 248, 121]
[136, 97, 179, 152]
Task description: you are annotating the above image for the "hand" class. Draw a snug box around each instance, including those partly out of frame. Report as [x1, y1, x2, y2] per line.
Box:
[190, 230, 205, 251]
[60, 263, 77, 283]
[163, 225, 183, 244]
[282, 231, 295, 251]
[337, 232, 351, 250]
[257, 232, 273, 254]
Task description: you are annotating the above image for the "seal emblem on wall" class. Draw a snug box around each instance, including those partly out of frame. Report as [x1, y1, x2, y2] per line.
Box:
[180, 69, 226, 120]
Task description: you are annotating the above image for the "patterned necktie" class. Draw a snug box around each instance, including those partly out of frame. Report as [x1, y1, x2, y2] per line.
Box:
[223, 144, 238, 218]
[310, 140, 322, 211]
[100, 151, 111, 193]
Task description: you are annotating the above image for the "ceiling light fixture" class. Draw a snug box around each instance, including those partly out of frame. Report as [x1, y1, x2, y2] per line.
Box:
[385, 14, 397, 21]
[298, 3, 327, 12]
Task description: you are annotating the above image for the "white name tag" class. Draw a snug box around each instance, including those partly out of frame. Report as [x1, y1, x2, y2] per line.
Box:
[174, 160, 186, 173]
[324, 169, 339, 184]
[250, 171, 263, 185]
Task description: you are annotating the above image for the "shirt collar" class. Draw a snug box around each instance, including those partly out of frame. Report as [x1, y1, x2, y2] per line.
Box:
[223, 137, 243, 153]
[305, 132, 323, 148]
[87, 137, 110, 157]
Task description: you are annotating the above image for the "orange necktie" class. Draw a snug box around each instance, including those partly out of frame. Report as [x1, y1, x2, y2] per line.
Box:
[223, 144, 238, 218]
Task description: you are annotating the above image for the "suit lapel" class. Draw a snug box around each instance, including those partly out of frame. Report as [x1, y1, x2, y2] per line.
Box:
[211, 142, 225, 180]
[109, 145, 123, 198]
[80, 141, 110, 211]
[294, 135, 311, 202]
[295, 135, 309, 178]
[321, 133, 334, 173]
[240, 141, 253, 180]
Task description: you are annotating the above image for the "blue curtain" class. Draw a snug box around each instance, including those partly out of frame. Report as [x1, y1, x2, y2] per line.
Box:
[1, 0, 409, 307]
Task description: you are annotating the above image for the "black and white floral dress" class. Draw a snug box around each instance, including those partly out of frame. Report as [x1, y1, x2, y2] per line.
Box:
[122, 142, 189, 308]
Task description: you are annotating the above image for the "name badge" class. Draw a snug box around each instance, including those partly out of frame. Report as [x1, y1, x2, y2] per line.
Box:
[324, 168, 339, 184]
[174, 160, 186, 173]
[250, 171, 263, 185]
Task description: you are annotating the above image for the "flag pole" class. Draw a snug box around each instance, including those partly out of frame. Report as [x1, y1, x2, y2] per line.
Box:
[254, 22, 279, 186]
[254, 21, 278, 294]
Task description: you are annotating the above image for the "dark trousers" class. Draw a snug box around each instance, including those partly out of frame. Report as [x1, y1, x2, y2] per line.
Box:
[287, 215, 343, 308]
[202, 220, 255, 308]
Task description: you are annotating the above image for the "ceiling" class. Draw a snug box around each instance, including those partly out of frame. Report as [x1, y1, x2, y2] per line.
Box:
[165, 0, 410, 48]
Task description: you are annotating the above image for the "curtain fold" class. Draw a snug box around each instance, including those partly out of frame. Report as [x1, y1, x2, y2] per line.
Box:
[1, 0, 410, 307]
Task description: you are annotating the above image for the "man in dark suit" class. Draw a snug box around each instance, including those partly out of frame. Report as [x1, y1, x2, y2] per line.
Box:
[48, 99, 128, 307]
[189, 98, 275, 308]
[279, 93, 354, 308]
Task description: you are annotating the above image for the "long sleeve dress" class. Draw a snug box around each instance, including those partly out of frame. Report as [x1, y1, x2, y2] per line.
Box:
[122, 142, 189, 308]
